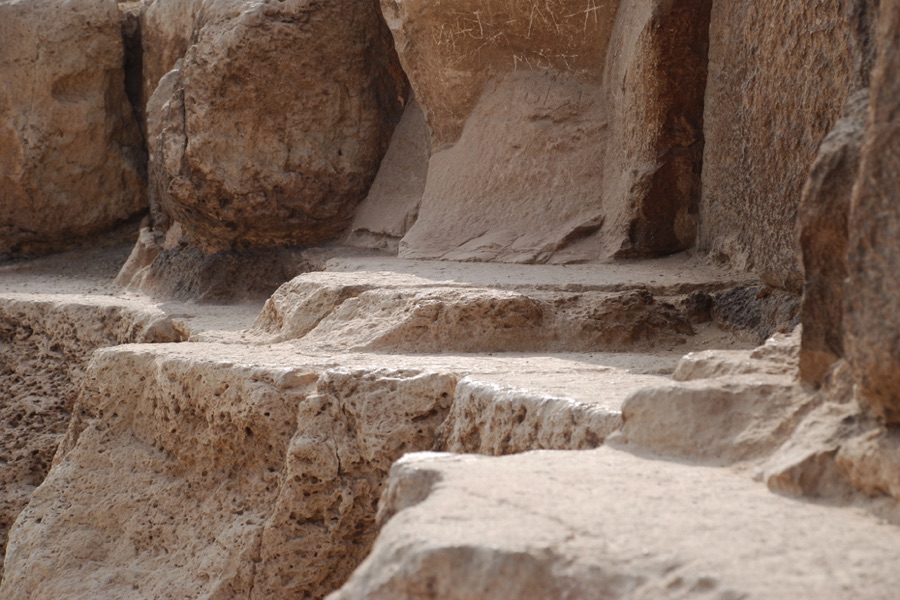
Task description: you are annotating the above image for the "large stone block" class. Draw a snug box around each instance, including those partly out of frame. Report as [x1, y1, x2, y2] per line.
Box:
[146, 0, 407, 250]
[846, 0, 900, 423]
[700, 0, 878, 291]
[382, 0, 711, 263]
[0, 0, 146, 258]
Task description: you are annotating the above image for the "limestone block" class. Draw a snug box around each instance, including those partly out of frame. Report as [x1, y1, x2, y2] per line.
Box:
[146, 0, 407, 250]
[700, 0, 878, 290]
[384, 0, 712, 262]
[0, 0, 146, 258]
[846, 0, 900, 423]
[438, 378, 621, 454]
[0, 298, 184, 579]
[610, 374, 814, 464]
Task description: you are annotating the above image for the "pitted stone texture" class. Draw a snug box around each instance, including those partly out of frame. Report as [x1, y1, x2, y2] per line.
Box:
[0, 349, 317, 600]
[846, 0, 900, 424]
[252, 369, 456, 599]
[0, 298, 184, 579]
[0, 0, 146, 258]
[147, 0, 407, 250]
[331, 449, 900, 600]
[438, 379, 621, 454]
[0, 339, 653, 598]
[700, 0, 878, 290]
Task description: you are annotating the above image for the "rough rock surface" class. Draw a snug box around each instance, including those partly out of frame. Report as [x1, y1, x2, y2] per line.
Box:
[0, 337, 659, 598]
[798, 90, 869, 386]
[146, 0, 407, 250]
[386, 0, 711, 263]
[0, 0, 146, 258]
[332, 448, 900, 600]
[0, 296, 184, 579]
[700, 0, 878, 290]
[846, 0, 900, 424]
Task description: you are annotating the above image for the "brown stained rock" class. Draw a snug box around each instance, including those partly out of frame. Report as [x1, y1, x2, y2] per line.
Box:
[146, 0, 407, 251]
[346, 97, 430, 253]
[0, 0, 147, 259]
[386, 0, 711, 263]
[798, 90, 869, 387]
[711, 286, 801, 345]
[604, 0, 711, 258]
[700, 0, 878, 291]
[846, 0, 900, 424]
[141, 0, 202, 114]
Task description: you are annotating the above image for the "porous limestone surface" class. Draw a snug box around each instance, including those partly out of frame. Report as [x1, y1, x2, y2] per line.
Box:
[332, 448, 900, 600]
[0, 340, 670, 599]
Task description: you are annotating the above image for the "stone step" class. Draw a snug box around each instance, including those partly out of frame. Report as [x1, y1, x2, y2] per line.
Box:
[332, 448, 900, 600]
[0, 340, 669, 599]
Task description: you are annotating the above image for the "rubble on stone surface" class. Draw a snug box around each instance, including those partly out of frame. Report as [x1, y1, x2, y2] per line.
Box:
[1, 0, 900, 598]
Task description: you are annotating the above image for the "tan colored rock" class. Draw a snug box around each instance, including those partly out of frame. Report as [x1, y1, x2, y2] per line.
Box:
[0, 0, 146, 258]
[346, 97, 430, 253]
[700, 0, 878, 290]
[1, 333, 654, 598]
[147, 0, 407, 251]
[262, 275, 694, 353]
[331, 448, 900, 600]
[141, 0, 202, 109]
[437, 379, 620, 454]
[846, 0, 900, 424]
[610, 374, 814, 464]
[252, 369, 456, 598]
[798, 90, 869, 387]
[385, 0, 712, 263]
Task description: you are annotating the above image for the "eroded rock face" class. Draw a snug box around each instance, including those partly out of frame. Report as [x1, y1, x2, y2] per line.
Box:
[0, 0, 146, 258]
[146, 0, 407, 251]
[798, 90, 869, 387]
[700, 0, 878, 291]
[0, 298, 184, 579]
[846, 0, 900, 424]
[384, 0, 711, 263]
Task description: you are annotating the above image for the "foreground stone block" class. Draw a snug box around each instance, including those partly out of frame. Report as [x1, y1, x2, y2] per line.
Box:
[0, 0, 146, 258]
[332, 449, 900, 599]
[846, 0, 900, 423]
